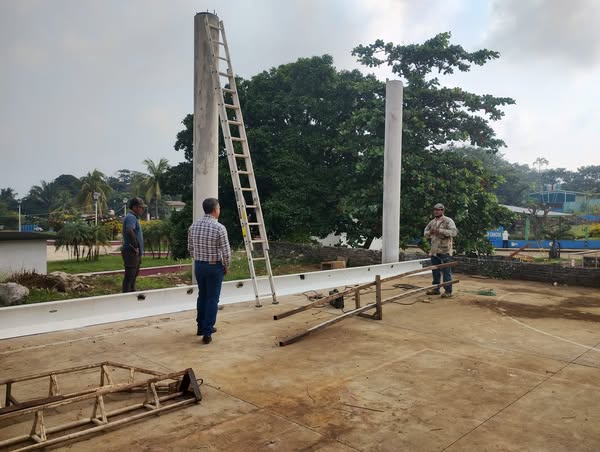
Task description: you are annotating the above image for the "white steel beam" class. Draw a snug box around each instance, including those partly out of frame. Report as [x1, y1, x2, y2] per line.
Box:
[0, 260, 428, 339]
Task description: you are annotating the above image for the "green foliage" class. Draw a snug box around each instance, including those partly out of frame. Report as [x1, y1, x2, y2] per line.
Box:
[54, 221, 111, 261]
[0, 187, 19, 210]
[165, 34, 517, 255]
[143, 157, 170, 219]
[0, 200, 19, 230]
[543, 218, 575, 241]
[48, 254, 191, 273]
[141, 220, 171, 258]
[78, 169, 112, 216]
[352, 32, 515, 152]
[168, 203, 192, 260]
[342, 33, 515, 252]
[589, 224, 600, 238]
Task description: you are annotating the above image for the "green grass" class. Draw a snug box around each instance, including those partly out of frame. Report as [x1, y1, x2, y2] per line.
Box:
[23, 252, 320, 304]
[48, 255, 192, 273]
[24, 272, 193, 304]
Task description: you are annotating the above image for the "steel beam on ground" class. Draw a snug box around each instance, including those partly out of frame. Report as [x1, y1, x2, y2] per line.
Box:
[0, 260, 429, 339]
[273, 261, 455, 320]
[279, 280, 458, 346]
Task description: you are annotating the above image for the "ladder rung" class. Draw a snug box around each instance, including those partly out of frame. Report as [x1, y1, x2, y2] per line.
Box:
[230, 137, 245, 142]
[217, 56, 228, 62]
[234, 153, 249, 158]
[218, 71, 231, 78]
[252, 257, 266, 261]
[251, 239, 266, 243]
[228, 119, 242, 125]
[246, 205, 257, 208]
[257, 292, 275, 298]
[247, 222, 262, 226]
[216, 41, 226, 47]
[208, 24, 222, 31]
[225, 104, 238, 110]
[237, 170, 253, 175]
[223, 88, 236, 94]
[241, 188, 255, 192]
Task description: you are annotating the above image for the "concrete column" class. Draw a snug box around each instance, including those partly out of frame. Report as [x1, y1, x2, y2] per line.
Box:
[193, 12, 220, 220]
[382, 80, 403, 264]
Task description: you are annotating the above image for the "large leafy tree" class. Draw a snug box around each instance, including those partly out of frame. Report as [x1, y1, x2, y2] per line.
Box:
[167, 34, 516, 255]
[344, 32, 516, 252]
[164, 59, 384, 245]
[238, 55, 385, 241]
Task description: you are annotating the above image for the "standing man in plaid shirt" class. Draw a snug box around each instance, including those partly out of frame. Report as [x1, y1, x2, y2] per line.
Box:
[188, 198, 231, 344]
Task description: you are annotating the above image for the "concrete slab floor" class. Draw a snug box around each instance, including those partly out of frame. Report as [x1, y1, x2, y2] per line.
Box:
[1, 274, 600, 451]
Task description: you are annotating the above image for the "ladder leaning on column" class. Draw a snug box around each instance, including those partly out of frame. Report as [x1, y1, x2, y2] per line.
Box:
[203, 17, 277, 307]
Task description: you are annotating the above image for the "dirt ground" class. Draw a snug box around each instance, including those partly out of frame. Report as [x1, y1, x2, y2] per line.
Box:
[2, 273, 600, 451]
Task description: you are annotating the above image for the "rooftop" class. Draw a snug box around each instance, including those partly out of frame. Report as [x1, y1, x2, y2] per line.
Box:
[2, 274, 600, 449]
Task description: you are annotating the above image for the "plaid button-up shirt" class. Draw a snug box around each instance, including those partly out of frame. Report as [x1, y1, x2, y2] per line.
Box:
[188, 215, 231, 267]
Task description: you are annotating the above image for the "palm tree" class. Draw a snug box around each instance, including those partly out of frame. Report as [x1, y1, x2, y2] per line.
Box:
[29, 181, 59, 212]
[55, 221, 88, 261]
[143, 158, 170, 219]
[78, 170, 112, 216]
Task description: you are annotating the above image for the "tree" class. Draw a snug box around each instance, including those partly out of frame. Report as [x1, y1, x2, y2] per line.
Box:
[0, 201, 18, 230]
[53, 174, 81, 197]
[168, 33, 515, 255]
[78, 170, 112, 216]
[346, 32, 515, 251]
[143, 158, 170, 219]
[0, 187, 19, 210]
[533, 157, 549, 192]
[27, 180, 60, 212]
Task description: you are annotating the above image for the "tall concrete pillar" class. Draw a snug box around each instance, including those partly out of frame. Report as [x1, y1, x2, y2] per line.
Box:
[382, 80, 403, 263]
[193, 12, 220, 220]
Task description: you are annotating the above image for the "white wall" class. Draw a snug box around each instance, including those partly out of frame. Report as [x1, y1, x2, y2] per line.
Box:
[312, 233, 383, 251]
[0, 240, 47, 276]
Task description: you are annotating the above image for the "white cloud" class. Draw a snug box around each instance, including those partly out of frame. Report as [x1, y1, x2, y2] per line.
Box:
[0, 0, 598, 199]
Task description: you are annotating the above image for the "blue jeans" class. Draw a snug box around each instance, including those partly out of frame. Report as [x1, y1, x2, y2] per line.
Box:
[431, 254, 452, 294]
[194, 261, 225, 337]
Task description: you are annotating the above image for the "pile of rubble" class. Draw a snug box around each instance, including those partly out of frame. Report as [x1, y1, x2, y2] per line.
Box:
[0, 271, 91, 306]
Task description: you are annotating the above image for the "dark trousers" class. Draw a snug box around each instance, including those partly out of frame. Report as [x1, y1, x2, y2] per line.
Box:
[503, 240, 509, 248]
[195, 260, 225, 337]
[431, 254, 452, 294]
[122, 249, 141, 293]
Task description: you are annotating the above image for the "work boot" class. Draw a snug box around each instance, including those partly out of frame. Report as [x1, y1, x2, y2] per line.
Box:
[202, 335, 212, 344]
[441, 293, 453, 299]
[197, 327, 217, 336]
[426, 289, 441, 296]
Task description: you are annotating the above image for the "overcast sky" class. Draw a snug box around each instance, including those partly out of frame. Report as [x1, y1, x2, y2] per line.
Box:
[1, 0, 599, 198]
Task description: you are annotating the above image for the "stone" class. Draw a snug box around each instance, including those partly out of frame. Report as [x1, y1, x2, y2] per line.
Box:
[0, 282, 30, 306]
[47, 272, 90, 292]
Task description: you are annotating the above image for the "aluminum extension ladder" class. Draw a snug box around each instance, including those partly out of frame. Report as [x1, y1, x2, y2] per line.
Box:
[203, 17, 277, 306]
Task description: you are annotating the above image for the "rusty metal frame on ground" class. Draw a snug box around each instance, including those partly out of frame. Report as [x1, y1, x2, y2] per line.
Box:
[0, 361, 168, 411]
[0, 366, 201, 451]
[276, 262, 458, 346]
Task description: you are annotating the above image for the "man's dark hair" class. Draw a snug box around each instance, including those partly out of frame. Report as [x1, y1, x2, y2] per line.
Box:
[128, 197, 145, 210]
[203, 198, 220, 214]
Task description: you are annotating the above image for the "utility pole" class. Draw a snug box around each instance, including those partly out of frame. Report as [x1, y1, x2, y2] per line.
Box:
[93, 192, 100, 225]
[123, 198, 128, 216]
[18, 200, 22, 232]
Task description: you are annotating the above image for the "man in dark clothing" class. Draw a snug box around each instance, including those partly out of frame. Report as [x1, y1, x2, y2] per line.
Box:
[122, 197, 145, 292]
[188, 198, 231, 345]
